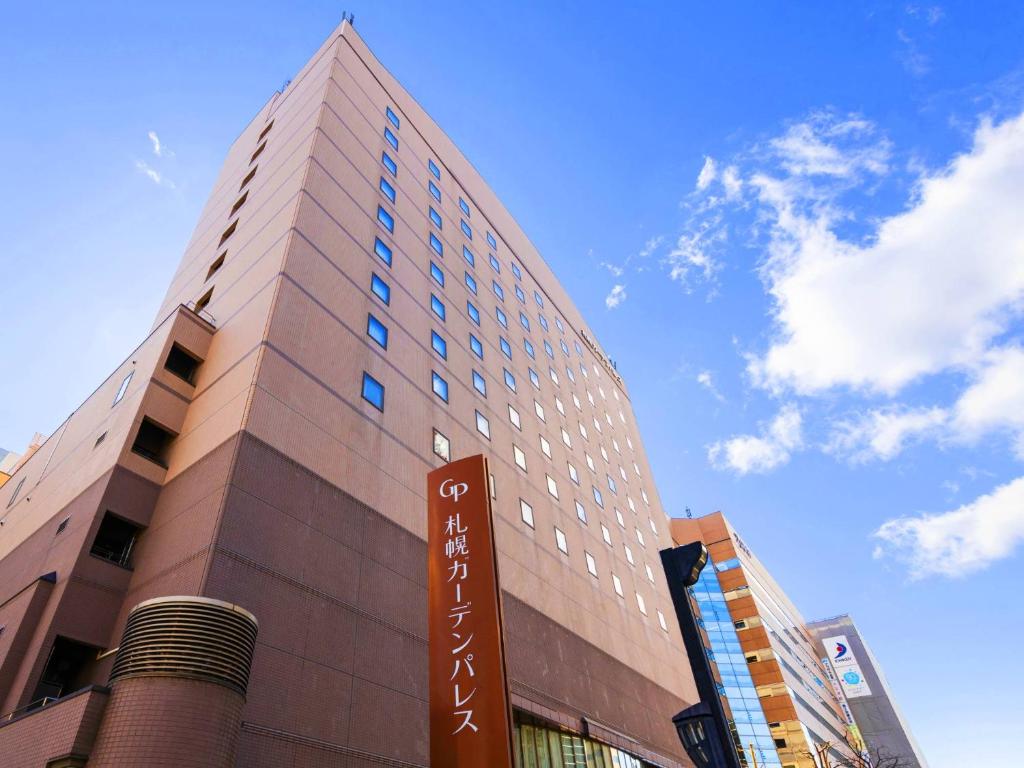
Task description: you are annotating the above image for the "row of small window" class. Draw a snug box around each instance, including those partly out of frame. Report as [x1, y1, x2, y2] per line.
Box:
[517, 498, 668, 629]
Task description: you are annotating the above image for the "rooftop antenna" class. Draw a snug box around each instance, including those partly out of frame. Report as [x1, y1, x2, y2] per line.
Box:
[685, 506, 693, 519]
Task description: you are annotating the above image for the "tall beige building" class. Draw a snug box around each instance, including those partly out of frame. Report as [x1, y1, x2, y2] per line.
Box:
[0, 19, 698, 767]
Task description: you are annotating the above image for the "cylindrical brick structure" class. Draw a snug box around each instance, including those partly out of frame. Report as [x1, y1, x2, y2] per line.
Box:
[88, 596, 258, 768]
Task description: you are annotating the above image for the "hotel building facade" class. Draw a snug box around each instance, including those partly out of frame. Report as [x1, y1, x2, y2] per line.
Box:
[671, 514, 865, 768]
[0, 19, 701, 768]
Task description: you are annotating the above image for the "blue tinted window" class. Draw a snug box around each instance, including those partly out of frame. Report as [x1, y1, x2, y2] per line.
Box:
[486, 231, 497, 249]
[367, 314, 388, 349]
[431, 330, 447, 359]
[538, 314, 549, 332]
[465, 273, 477, 295]
[428, 159, 440, 179]
[511, 263, 522, 280]
[524, 339, 536, 359]
[431, 295, 446, 321]
[429, 207, 442, 229]
[469, 334, 483, 359]
[560, 339, 569, 356]
[380, 177, 395, 203]
[489, 254, 500, 273]
[492, 281, 504, 301]
[386, 106, 400, 129]
[529, 368, 540, 388]
[495, 307, 508, 328]
[574, 341, 583, 356]
[432, 371, 449, 402]
[361, 372, 384, 411]
[382, 151, 397, 176]
[467, 301, 480, 325]
[377, 206, 394, 233]
[430, 262, 444, 287]
[555, 317, 564, 333]
[534, 291, 544, 307]
[384, 127, 398, 151]
[373, 237, 393, 266]
[462, 245, 475, 267]
[515, 285, 526, 303]
[473, 370, 487, 396]
[459, 197, 470, 217]
[430, 233, 443, 256]
[519, 312, 530, 331]
[461, 219, 472, 239]
[429, 180, 441, 201]
[500, 337, 512, 359]
[503, 369, 516, 392]
[371, 273, 390, 304]
[593, 486, 604, 508]
[544, 341, 554, 358]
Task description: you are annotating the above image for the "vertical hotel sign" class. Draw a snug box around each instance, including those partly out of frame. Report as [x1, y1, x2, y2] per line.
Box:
[427, 455, 514, 768]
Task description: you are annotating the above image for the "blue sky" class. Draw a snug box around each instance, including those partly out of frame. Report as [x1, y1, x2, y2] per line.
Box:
[2, 3, 1022, 765]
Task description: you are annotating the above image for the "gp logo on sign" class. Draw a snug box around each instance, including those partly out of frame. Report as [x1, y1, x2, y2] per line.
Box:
[440, 478, 469, 503]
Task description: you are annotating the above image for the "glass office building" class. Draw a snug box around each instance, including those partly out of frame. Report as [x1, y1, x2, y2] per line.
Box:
[691, 556, 782, 768]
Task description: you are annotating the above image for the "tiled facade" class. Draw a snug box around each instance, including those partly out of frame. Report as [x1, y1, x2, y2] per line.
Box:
[0, 19, 698, 767]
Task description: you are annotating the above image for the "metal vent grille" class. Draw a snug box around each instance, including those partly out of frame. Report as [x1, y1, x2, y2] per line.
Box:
[110, 596, 258, 695]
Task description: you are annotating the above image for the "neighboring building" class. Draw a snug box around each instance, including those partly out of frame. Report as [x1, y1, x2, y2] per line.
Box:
[0, 448, 17, 488]
[672, 514, 863, 768]
[808, 615, 929, 768]
[0, 18, 699, 768]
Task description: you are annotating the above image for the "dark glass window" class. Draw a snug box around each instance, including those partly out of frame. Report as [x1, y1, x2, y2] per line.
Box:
[371, 273, 390, 304]
[432, 371, 449, 402]
[377, 206, 394, 233]
[500, 337, 512, 359]
[362, 372, 385, 411]
[430, 207, 442, 228]
[384, 127, 398, 150]
[386, 106, 400, 129]
[91, 512, 141, 568]
[467, 301, 480, 325]
[379, 177, 396, 203]
[367, 314, 388, 349]
[431, 330, 448, 359]
[428, 158, 440, 179]
[164, 343, 201, 384]
[430, 262, 445, 286]
[382, 151, 397, 176]
[469, 334, 483, 359]
[374, 237, 393, 266]
[431, 295, 446, 321]
[131, 418, 175, 467]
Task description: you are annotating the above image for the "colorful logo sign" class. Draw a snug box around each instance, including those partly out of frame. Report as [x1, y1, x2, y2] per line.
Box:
[834, 642, 849, 660]
[822, 634, 872, 699]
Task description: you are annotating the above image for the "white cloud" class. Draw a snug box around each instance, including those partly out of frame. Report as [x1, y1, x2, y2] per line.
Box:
[664, 220, 723, 293]
[749, 111, 1024, 396]
[827, 406, 948, 463]
[134, 159, 175, 189]
[605, 284, 627, 309]
[696, 370, 725, 402]
[721, 165, 743, 199]
[696, 156, 717, 190]
[769, 114, 890, 178]
[148, 130, 163, 157]
[709, 403, 802, 474]
[951, 345, 1024, 457]
[874, 476, 1024, 578]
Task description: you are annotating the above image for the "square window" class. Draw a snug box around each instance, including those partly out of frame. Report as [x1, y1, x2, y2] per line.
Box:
[428, 158, 440, 179]
[636, 593, 647, 615]
[612, 574, 623, 597]
[503, 369, 516, 392]
[376, 206, 394, 233]
[433, 429, 451, 462]
[560, 340, 570, 356]
[549, 368, 559, 385]
[593, 486, 604, 508]
[465, 273, 478, 295]
[361, 372, 384, 411]
[487, 231, 497, 249]
[467, 301, 480, 325]
[432, 371, 449, 402]
[499, 337, 512, 359]
[496, 307, 508, 328]
[430, 206, 443, 228]
[489, 254, 500, 273]
[374, 237, 393, 266]
[513, 444, 527, 471]
[546, 475, 559, 499]
[601, 523, 612, 546]
[561, 428, 571, 448]
[492, 281, 505, 301]
[461, 219, 472, 239]
[568, 463, 579, 485]
[379, 177, 396, 202]
[386, 106, 400, 129]
[624, 544, 635, 565]
[520, 499, 535, 528]
[544, 341, 554, 359]
[534, 400, 545, 421]
[367, 314, 388, 349]
[519, 312, 530, 331]
[529, 368, 540, 389]
[384, 127, 398, 150]
[463, 245, 475, 267]
[540, 436, 551, 458]
[586, 552, 598, 577]
[636, 528, 646, 547]
[658, 610, 668, 632]
[524, 340, 535, 359]
[554, 527, 568, 554]
[459, 197, 471, 216]
[431, 330, 447, 358]
[534, 291, 544, 307]
[575, 500, 587, 523]
[430, 232, 444, 256]
[429, 180, 441, 201]
[382, 151, 397, 176]
[472, 370, 487, 396]
[430, 262, 445, 286]
[371, 273, 390, 304]
[555, 397, 565, 416]
[508, 404, 521, 429]
[515, 285, 526, 303]
[431, 295, 446, 322]
[476, 410, 490, 439]
[113, 371, 133, 406]
[511, 262, 522, 280]
[469, 334, 483, 359]
[615, 508, 625, 527]
[645, 563, 655, 583]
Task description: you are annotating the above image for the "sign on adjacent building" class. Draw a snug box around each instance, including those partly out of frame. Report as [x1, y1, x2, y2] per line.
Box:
[427, 455, 514, 768]
[823, 634, 873, 699]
